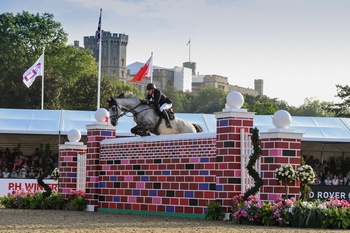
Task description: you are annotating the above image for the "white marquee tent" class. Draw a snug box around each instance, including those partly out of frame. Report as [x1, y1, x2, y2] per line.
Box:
[1, 108, 350, 160]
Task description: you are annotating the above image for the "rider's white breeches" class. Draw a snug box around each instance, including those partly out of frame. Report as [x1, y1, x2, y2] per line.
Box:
[160, 103, 172, 111]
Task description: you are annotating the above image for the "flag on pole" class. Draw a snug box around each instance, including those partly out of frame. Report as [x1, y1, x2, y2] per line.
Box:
[23, 53, 44, 88]
[187, 39, 191, 45]
[96, 10, 102, 44]
[130, 56, 153, 82]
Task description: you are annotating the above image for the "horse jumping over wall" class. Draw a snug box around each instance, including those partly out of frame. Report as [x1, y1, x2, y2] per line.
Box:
[107, 92, 204, 136]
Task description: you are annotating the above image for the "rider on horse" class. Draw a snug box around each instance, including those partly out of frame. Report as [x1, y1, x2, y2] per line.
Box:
[141, 83, 173, 129]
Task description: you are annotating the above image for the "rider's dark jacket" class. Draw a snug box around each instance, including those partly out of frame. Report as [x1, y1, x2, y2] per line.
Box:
[146, 89, 172, 106]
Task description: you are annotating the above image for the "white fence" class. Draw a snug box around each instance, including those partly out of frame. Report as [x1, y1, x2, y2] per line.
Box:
[77, 153, 87, 190]
[240, 129, 260, 196]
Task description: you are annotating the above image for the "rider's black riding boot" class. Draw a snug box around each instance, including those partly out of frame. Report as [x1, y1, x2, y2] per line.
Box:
[162, 110, 172, 129]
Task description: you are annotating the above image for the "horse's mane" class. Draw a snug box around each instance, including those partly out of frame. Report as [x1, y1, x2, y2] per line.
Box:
[117, 91, 140, 99]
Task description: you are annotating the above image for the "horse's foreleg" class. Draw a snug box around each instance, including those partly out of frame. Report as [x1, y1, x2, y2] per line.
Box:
[130, 125, 150, 137]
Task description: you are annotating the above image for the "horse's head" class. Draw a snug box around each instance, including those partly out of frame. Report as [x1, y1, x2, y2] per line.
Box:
[107, 97, 120, 126]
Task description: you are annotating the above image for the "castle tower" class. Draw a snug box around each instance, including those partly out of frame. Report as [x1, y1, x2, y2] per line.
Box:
[84, 31, 128, 79]
[254, 79, 264, 96]
[183, 62, 196, 75]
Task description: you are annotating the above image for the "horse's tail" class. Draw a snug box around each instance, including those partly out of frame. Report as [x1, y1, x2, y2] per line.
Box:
[192, 123, 204, 133]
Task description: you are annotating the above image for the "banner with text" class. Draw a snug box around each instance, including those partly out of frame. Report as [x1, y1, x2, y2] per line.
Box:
[309, 185, 350, 200]
[0, 179, 58, 195]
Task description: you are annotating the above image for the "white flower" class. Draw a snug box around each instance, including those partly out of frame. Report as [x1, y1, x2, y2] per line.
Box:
[307, 203, 312, 209]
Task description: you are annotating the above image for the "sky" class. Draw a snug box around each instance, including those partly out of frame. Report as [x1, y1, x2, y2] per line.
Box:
[2, 0, 350, 107]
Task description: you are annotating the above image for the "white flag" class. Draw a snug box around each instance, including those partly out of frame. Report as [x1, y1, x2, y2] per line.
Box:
[23, 53, 44, 88]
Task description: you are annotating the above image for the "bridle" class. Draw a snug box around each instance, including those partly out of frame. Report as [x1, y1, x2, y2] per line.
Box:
[108, 98, 149, 123]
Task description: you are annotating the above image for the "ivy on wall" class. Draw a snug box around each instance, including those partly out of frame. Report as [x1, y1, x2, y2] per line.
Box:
[243, 127, 264, 200]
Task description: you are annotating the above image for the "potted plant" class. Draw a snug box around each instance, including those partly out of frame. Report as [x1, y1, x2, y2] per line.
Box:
[68, 189, 88, 211]
[275, 164, 296, 198]
[272, 197, 296, 227]
[322, 206, 350, 229]
[204, 201, 225, 220]
[49, 191, 67, 210]
[259, 202, 277, 226]
[51, 167, 60, 181]
[232, 195, 262, 225]
[295, 165, 315, 201]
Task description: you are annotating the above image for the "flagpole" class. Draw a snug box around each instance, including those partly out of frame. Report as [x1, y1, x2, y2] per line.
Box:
[150, 52, 153, 83]
[41, 47, 45, 110]
[189, 39, 191, 62]
[97, 8, 102, 109]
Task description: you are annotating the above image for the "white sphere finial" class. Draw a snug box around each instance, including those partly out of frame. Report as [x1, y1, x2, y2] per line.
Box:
[226, 91, 244, 109]
[272, 110, 292, 129]
[68, 129, 81, 142]
[95, 108, 109, 122]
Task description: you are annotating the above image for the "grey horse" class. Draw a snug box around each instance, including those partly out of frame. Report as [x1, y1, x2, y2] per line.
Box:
[107, 92, 203, 136]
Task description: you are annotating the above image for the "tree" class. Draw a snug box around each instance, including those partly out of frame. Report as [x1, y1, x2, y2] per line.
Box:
[326, 85, 350, 117]
[67, 76, 142, 110]
[253, 101, 278, 115]
[288, 97, 334, 117]
[163, 86, 192, 113]
[192, 87, 226, 113]
[0, 12, 100, 110]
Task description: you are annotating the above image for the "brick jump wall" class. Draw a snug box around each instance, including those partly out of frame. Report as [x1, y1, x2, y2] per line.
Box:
[98, 133, 218, 215]
[58, 147, 87, 199]
[260, 131, 303, 202]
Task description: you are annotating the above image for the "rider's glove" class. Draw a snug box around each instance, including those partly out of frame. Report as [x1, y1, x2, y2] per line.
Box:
[140, 99, 149, 105]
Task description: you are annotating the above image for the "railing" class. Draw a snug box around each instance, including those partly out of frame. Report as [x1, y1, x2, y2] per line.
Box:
[240, 128, 260, 196]
[77, 153, 87, 190]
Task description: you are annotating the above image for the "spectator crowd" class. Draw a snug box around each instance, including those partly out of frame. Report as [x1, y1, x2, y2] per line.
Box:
[306, 155, 350, 186]
[0, 147, 58, 179]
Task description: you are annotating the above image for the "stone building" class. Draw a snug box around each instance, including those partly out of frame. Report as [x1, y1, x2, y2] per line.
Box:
[83, 30, 128, 79]
[82, 31, 263, 97]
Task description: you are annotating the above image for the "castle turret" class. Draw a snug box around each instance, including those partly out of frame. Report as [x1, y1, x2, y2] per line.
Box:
[84, 31, 128, 79]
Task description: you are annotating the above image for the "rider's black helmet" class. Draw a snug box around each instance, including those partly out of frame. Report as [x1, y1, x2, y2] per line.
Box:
[146, 83, 156, 90]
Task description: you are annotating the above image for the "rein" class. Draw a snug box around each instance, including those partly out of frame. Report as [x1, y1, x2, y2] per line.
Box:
[110, 101, 149, 121]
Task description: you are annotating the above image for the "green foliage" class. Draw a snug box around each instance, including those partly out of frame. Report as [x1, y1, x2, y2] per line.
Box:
[259, 202, 276, 226]
[322, 207, 350, 229]
[288, 97, 334, 117]
[253, 101, 278, 115]
[49, 192, 67, 210]
[204, 201, 225, 220]
[243, 127, 263, 199]
[68, 190, 88, 211]
[18, 195, 31, 209]
[67, 77, 142, 110]
[0, 194, 16, 208]
[326, 84, 350, 117]
[37, 143, 52, 197]
[163, 86, 191, 113]
[192, 87, 226, 113]
[1, 190, 67, 210]
[29, 192, 50, 210]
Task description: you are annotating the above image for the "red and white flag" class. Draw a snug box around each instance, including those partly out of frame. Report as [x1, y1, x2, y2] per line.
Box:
[130, 56, 153, 82]
[23, 53, 44, 88]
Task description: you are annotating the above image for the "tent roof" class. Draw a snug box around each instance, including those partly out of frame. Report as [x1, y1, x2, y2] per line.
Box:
[1, 108, 350, 142]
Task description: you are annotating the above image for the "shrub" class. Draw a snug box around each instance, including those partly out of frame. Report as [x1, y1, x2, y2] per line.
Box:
[204, 201, 225, 220]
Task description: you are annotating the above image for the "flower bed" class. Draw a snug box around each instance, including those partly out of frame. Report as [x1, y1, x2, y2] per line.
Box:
[231, 194, 350, 229]
[0, 189, 87, 211]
